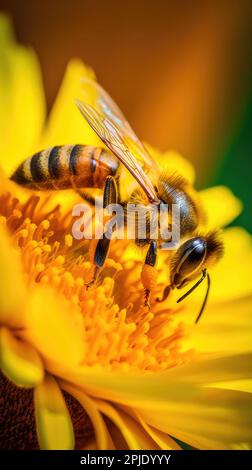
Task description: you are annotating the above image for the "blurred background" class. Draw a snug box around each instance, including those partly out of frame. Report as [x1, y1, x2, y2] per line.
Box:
[0, 0, 251, 230]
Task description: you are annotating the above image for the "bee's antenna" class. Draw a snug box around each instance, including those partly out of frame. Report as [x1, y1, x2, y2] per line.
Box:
[177, 270, 207, 303]
[195, 272, 210, 324]
[177, 270, 211, 323]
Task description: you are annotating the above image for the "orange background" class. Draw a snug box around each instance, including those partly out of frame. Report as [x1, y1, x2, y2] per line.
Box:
[0, 0, 252, 185]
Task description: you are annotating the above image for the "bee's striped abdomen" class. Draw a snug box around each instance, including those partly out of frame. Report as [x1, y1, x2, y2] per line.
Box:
[11, 145, 119, 190]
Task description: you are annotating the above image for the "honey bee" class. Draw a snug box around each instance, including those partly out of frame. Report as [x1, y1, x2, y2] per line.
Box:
[11, 78, 223, 322]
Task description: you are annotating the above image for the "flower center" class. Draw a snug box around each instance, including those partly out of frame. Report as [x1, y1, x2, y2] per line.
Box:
[0, 190, 194, 373]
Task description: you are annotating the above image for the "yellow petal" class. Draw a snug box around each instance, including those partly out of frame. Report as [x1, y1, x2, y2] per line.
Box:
[60, 354, 252, 445]
[183, 296, 252, 355]
[135, 387, 252, 448]
[0, 14, 45, 174]
[23, 286, 85, 368]
[41, 59, 101, 148]
[152, 429, 226, 450]
[54, 352, 252, 449]
[0, 225, 27, 328]
[61, 352, 252, 404]
[162, 150, 196, 184]
[209, 227, 252, 301]
[34, 374, 74, 450]
[60, 381, 110, 450]
[146, 145, 195, 184]
[199, 186, 242, 229]
[210, 379, 252, 394]
[133, 411, 181, 450]
[95, 399, 159, 450]
[163, 352, 252, 385]
[64, 356, 252, 449]
[0, 327, 44, 388]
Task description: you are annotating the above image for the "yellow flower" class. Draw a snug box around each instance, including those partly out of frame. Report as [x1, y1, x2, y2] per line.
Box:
[0, 14, 252, 450]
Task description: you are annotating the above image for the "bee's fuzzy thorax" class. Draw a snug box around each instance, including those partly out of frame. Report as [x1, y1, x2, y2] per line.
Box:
[204, 230, 224, 267]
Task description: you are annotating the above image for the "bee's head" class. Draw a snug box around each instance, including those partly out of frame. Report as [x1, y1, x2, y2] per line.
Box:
[170, 233, 223, 289]
[157, 232, 223, 322]
[170, 237, 207, 288]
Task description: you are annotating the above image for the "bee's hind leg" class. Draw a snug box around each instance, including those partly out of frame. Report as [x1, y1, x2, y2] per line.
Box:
[141, 241, 158, 308]
[86, 176, 118, 288]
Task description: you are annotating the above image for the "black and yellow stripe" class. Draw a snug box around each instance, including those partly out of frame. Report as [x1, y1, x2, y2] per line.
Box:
[10, 145, 119, 190]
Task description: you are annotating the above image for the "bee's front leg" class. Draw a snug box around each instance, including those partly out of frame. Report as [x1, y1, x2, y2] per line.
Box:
[141, 240, 158, 308]
[86, 176, 117, 288]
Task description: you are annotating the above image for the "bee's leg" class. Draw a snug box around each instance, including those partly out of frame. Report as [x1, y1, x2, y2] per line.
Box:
[156, 285, 171, 303]
[102, 175, 118, 208]
[86, 176, 118, 288]
[141, 241, 158, 308]
[86, 236, 111, 288]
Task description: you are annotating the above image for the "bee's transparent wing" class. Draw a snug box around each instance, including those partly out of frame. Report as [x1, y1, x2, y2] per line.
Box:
[80, 78, 157, 172]
[76, 82, 159, 203]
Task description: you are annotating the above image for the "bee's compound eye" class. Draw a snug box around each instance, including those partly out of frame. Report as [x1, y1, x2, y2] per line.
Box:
[172, 237, 207, 286]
